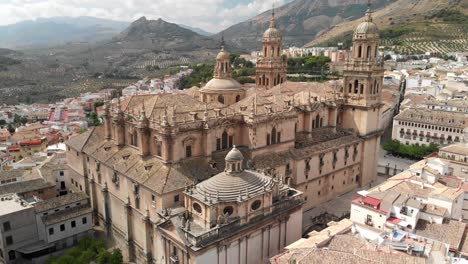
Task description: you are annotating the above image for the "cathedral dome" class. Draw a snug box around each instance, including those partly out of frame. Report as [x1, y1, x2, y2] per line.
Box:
[195, 170, 272, 202]
[216, 49, 230, 60]
[225, 146, 243, 161]
[354, 6, 379, 37]
[263, 27, 282, 39]
[354, 21, 379, 35]
[203, 78, 241, 91]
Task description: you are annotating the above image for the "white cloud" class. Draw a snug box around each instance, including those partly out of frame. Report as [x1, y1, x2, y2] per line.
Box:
[0, 0, 290, 32]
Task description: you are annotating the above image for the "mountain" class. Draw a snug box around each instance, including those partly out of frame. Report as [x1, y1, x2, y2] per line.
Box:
[0, 17, 129, 49]
[306, 0, 468, 54]
[179, 24, 213, 36]
[217, 0, 397, 51]
[0, 16, 222, 105]
[112, 16, 219, 51]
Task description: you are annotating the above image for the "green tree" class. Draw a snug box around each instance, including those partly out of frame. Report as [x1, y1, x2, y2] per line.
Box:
[110, 249, 123, 264]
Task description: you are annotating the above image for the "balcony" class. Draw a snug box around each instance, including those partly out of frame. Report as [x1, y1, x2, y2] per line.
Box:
[183, 196, 302, 248]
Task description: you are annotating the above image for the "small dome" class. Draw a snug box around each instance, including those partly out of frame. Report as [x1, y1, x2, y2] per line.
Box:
[263, 27, 282, 39]
[225, 146, 243, 161]
[354, 21, 379, 35]
[217, 49, 230, 60]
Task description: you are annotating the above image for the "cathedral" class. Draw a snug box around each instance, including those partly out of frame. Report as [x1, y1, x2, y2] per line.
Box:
[66, 6, 383, 264]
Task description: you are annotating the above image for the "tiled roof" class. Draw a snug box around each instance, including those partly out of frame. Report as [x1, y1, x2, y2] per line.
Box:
[35, 192, 88, 213]
[394, 108, 467, 128]
[0, 179, 54, 195]
[415, 219, 465, 250]
[43, 205, 92, 225]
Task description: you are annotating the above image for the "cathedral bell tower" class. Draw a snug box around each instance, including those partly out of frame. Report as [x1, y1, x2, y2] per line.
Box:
[341, 4, 383, 187]
[343, 5, 383, 109]
[255, 8, 287, 89]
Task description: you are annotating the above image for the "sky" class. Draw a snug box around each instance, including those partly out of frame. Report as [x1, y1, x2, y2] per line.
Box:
[0, 0, 292, 33]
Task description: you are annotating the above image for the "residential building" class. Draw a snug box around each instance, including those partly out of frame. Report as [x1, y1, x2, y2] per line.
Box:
[392, 108, 467, 145]
[0, 193, 93, 263]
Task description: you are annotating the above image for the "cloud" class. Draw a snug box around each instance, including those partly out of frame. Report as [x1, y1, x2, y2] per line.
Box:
[0, 0, 290, 33]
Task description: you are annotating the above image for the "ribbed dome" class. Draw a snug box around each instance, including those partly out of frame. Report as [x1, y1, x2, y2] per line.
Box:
[225, 146, 243, 161]
[217, 49, 230, 60]
[195, 170, 272, 202]
[263, 27, 282, 39]
[354, 21, 379, 35]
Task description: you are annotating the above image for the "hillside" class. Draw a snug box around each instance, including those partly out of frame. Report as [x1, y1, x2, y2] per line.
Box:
[0, 17, 220, 105]
[218, 0, 397, 51]
[307, 0, 468, 54]
[0, 17, 129, 49]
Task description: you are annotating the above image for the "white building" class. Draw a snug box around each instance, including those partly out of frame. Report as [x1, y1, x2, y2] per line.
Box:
[0, 193, 93, 263]
[392, 108, 467, 146]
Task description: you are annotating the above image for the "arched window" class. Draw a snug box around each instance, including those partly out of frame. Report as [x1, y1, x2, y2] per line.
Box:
[367, 45, 371, 58]
[266, 78, 269, 86]
[360, 84, 364, 94]
[185, 145, 192, 158]
[271, 127, 277, 144]
[315, 115, 320, 128]
[132, 133, 138, 147]
[235, 95, 241, 102]
[218, 95, 224, 104]
[358, 45, 362, 58]
[354, 80, 359, 93]
[264, 47, 267, 56]
[222, 131, 228, 149]
[349, 83, 352, 93]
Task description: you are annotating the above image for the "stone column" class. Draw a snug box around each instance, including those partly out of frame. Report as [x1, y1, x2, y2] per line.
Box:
[123, 198, 133, 262]
[101, 183, 111, 235]
[142, 210, 153, 263]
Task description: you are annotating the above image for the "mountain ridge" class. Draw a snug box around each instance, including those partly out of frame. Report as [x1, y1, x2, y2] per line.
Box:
[306, 0, 468, 54]
[218, 0, 397, 51]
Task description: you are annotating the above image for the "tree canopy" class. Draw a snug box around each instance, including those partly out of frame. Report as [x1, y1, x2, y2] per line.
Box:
[46, 237, 123, 264]
[383, 140, 439, 160]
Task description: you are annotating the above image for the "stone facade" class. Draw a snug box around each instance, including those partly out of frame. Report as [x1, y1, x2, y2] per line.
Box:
[65, 10, 383, 264]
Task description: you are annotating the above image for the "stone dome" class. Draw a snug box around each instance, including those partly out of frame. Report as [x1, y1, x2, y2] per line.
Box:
[354, 21, 379, 35]
[225, 146, 243, 161]
[202, 78, 241, 91]
[263, 27, 282, 39]
[216, 48, 230, 60]
[195, 170, 272, 202]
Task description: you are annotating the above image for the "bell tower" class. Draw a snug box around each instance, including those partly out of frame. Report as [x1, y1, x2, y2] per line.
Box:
[256, 7, 287, 89]
[341, 4, 383, 187]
